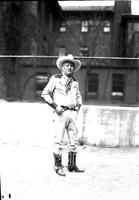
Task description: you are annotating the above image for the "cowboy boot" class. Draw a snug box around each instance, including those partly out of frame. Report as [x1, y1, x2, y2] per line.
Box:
[68, 151, 85, 173]
[53, 153, 66, 176]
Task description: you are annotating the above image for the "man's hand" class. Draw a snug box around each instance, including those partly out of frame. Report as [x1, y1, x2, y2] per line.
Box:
[55, 105, 64, 115]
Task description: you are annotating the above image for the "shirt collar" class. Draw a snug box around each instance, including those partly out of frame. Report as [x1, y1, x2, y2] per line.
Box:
[62, 73, 73, 83]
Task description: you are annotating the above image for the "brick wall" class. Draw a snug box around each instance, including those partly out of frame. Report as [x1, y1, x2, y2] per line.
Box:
[55, 12, 112, 57]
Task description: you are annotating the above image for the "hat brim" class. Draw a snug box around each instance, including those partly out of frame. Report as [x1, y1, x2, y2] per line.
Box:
[56, 57, 81, 72]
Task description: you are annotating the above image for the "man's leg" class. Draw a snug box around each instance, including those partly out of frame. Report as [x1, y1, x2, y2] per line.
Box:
[67, 113, 85, 173]
[53, 113, 66, 176]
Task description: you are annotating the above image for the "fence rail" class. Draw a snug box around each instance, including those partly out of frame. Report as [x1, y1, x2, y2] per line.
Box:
[0, 55, 139, 59]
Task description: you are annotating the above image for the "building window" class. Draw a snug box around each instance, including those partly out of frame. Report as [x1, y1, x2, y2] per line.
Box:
[80, 47, 88, 57]
[111, 74, 125, 100]
[88, 73, 99, 98]
[59, 21, 67, 32]
[103, 21, 111, 33]
[58, 47, 66, 56]
[36, 73, 49, 96]
[81, 20, 88, 32]
[134, 23, 139, 32]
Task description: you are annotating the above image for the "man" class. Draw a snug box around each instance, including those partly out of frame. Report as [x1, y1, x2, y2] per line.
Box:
[41, 54, 84, 176]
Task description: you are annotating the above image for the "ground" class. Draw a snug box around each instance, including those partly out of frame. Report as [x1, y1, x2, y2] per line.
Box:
[1, 102, 139, 200]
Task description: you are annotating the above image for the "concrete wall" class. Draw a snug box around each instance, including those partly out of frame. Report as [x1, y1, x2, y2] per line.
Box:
[1, 101, 139, 148]
[77, 105, 139, 147]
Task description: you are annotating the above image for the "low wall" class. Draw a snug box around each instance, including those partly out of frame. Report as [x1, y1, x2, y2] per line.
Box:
[78, 105, 139, 147]
[0, 102, 139, 147]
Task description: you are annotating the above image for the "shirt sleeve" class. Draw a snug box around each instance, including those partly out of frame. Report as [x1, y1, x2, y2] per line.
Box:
[76, 82, 82, 106]
[41, 75, 58, 109]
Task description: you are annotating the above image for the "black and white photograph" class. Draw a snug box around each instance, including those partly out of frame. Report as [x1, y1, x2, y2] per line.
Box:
[1, 0, 139, 199]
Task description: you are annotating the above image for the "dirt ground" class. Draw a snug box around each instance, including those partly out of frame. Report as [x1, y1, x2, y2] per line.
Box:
[1, 102, 139, 200]
[1, 143, 139, 200]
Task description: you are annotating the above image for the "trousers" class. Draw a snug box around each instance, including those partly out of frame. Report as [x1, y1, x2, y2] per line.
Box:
[53, 109, 78, 154]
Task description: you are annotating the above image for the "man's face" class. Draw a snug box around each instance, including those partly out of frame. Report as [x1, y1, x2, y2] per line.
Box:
[61, 61, 75, 76]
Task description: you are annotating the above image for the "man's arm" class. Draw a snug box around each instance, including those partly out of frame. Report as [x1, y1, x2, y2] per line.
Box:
[41, 75, 58, 109]
[41, 75, 64, 115]
[76, 82, 82, 112]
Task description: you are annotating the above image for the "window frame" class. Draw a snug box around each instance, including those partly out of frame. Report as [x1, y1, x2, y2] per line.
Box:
[36, 72, 49, 96]
[87, 72, 99, 99]
[58, 47, 66, 56]
[59, 21, 67, 33]
[111, 73, 125, 100]
[80, 47, 89, 57]
[134, 22, 139, 32]
[81, 20, 89, 33]
[103, 20, 111, 33]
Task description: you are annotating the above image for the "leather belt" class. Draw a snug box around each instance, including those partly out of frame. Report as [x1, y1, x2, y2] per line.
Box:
[61, 106, 77, 111]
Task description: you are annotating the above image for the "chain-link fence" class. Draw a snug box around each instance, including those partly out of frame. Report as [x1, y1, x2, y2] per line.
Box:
[0, 55, 139, 106]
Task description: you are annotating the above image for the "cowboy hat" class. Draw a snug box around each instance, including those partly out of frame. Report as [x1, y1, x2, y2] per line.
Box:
[56, 54, 81, 72]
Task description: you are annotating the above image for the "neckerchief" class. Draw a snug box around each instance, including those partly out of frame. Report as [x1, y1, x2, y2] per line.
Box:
[66, 77, 73, 93]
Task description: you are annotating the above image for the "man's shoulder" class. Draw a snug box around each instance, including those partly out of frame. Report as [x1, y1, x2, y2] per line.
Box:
[53, 73, 62, 79]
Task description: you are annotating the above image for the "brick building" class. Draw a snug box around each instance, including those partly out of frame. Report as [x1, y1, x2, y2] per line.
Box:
[40, 0, 139, 106]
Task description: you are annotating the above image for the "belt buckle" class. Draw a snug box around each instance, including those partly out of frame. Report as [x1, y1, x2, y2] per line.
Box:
[61, 106, 68, 111]
[61, 106, 77, 111]
[70, 107, 77, 111]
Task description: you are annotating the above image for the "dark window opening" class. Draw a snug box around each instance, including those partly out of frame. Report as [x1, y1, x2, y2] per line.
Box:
[58, 47, 66, 56]
[36, 73, 49, 96]
[111, 74, 125, 100]
[87, 73, 99, 98]
[80, 47, 88, 57]
[59, 21, 67, 32]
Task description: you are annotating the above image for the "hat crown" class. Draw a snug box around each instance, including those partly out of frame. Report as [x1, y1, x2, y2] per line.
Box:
[66, 54, 74, 59]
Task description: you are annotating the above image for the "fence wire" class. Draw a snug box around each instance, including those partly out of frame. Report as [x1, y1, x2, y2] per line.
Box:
[0, 55, 139, 106]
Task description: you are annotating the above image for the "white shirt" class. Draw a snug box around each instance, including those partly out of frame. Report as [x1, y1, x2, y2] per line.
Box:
[41, 73, 82, 109]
